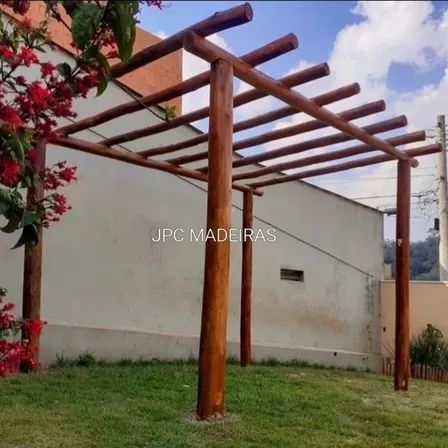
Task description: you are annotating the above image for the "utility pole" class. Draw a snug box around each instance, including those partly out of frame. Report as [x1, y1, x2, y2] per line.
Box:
[437, 115, 448, 281]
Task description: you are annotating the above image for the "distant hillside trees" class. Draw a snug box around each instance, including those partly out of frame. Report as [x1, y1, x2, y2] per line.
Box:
[384, 230, 439, 280]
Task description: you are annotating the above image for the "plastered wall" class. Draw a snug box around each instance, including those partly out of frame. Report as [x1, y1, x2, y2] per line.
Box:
[0, 35, 384, 371]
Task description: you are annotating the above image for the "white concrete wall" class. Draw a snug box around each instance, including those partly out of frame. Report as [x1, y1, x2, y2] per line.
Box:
[0, 43, 384, 370]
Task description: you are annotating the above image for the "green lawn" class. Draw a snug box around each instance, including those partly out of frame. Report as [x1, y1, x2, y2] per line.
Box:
[1, 361, 448, 448]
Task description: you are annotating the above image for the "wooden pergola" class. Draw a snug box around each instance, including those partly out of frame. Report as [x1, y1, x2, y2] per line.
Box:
[23, 3, 441, 420]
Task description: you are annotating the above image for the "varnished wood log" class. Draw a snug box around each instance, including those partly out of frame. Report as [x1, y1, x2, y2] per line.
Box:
[394, 159, 411, 391]
[200, 115, 407, 173]
[167, 83, 360, 165]
[58, 33, 299, 136]
[105, 63, 331, 149]
[51, 136, 262, 196]
[234, 131, 426, 181]
[21, 140, 46, 372]
[197, 60, 234, 420]
[240, 191, 253, 367]
[233, 100, 386, 152]
[250, 144, 441, 188]
[183, 31, 418, 166]
[111, 3, 254, 78]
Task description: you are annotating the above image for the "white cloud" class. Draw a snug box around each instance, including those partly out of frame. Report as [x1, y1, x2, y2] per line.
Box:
[153, 30, 168, 40]
[255, 1, 448, 239]
[182, 34, 232, 116]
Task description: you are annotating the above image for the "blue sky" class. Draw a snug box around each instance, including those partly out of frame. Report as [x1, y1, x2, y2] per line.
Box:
[140, 1, 448, 241]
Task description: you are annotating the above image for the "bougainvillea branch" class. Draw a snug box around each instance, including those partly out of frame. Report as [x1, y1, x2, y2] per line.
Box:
[0, 0, 162, 248]
[0, 0, 162, 375]
[0, 287, 45, 376]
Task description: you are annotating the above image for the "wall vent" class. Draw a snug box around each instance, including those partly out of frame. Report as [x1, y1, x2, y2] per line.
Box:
[280, 268, 304, 282]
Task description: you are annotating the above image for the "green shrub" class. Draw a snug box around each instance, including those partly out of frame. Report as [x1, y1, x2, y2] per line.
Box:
[410, 324, 448, 368]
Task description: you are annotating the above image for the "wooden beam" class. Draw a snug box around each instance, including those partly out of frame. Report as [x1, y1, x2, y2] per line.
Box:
[51, 136, 262, 196]
[394, 159, 411, 391]
[233, 100, 385, 152]
[166, 83, 361, 165]
[58, 33, 299, 136]
[183, 31, 418, 166]
[234, 131, 426, 181]
[202, 115, 407, 173]
[240, 191, 253, 367]
[249, 144, 441, 188]
[21, 140, 46, 372]
[110, 3, 254, 78]
[197, 59, 233, 420]
[104, 63, 330, 148]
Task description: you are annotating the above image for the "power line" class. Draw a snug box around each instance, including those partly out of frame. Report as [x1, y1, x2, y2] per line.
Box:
[349, 192, 434, 200]
[310, 173, 434, 184]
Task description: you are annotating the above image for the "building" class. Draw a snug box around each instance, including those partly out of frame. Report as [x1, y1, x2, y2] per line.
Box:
[0, 5, 384, 371]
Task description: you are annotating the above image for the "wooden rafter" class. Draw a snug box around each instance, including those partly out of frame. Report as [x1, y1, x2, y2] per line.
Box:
[110, 3, 254, 78]
[101, 63, 330, 148]
[52, 136, 263, 196]
[249, 144, 441, 188]
[145, 83, 361, 161]
[171, 99, 384, 166]
[199, 116, 408, 173]
[234, 131, 427, 182]
[183, 31, 418, 166]
[57, 33, 299, 136]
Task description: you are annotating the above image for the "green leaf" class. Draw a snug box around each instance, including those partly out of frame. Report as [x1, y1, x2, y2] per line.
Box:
[71, 3, 104, 50]
[1, 202, 24, 234]
[0, 199, 9, 215]
[56, 62, 72, 78]
[1, 213, 21, 234]
[163, 104, 177, 121]
[6, 134, 26, 162]
[95, 52, 110, 96]
[21, 210, 37, 227]
[97, 72, 109, 96]
[0, 188, 12, 206]
[109, 1, 138, 62]
[12, 224, 39, 249]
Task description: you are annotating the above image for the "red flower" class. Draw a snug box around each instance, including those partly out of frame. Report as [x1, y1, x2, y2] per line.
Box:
[28, 82, 51, 107]
[0, 45, 14, 60]
[0, 158, 22, 187]
[15, 75, 26, 86]
[0, 106, 24, 131]
[40, 62, 56, 77]
[53, 193, 70, 215]
[22, 319, 46, 338]
[18, 47, 39, 66]
[19, 18, 33, 31]
[60, 166, 77, 182]
[75, 74, 99, 98]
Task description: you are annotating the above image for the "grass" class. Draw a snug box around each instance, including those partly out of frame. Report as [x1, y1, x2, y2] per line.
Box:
[1, 360, 448, 448]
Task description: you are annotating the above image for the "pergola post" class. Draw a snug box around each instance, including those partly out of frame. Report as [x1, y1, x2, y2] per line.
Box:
[21, 140, 46, 371]
[240, 191, 253, 367]
[394, 159, 411, 391]
[197, 59, 234, 420]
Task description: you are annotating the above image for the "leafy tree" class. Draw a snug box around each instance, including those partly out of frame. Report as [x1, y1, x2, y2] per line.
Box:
[384, 230, 440, 280]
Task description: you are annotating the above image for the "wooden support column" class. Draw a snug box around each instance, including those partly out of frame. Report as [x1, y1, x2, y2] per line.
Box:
[197, 59, 234, 420]
[21, 140, 46, 371]
[240, 191, 253, 367]
[394, 159, 411, 391]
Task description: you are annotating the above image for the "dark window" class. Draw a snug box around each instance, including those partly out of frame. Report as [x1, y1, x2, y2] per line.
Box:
[280, 268, 304, 282]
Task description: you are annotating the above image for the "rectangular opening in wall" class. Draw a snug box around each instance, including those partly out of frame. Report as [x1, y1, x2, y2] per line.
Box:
[280, 268, 304, 282]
